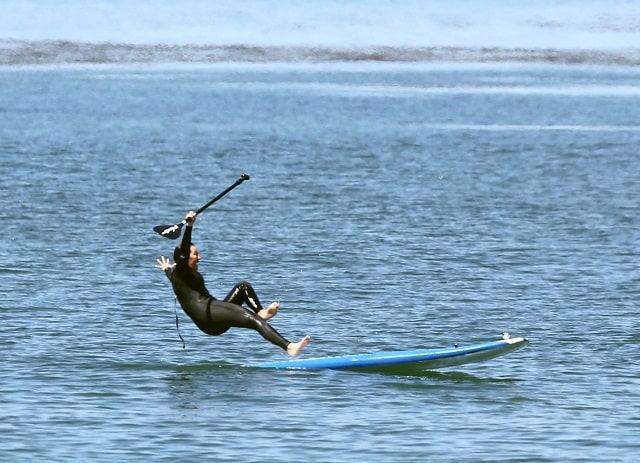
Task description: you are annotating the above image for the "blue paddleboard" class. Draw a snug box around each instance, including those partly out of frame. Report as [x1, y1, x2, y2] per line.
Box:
[254, 336, 528, 373]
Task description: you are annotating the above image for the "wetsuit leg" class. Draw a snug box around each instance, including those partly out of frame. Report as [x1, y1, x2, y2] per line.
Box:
[207, 300, 289, 350]
[223, 281, 264, 314]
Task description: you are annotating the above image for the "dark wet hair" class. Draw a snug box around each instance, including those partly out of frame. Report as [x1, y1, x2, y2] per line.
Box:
[173, 242, 194, 264]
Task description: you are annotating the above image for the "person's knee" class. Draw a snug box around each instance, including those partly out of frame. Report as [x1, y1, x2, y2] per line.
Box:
[237, 280, 257, 294]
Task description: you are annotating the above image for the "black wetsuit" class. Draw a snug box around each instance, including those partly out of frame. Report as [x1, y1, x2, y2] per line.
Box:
[164, 224, 290, 351]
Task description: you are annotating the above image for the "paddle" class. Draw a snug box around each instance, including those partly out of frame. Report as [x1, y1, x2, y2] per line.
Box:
[153, 173, 250, 239]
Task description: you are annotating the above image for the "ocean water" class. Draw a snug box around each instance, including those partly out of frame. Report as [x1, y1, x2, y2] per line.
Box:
[1, 62, 639, 462]
[1, 1, 640, 461]
[2, 0, 640, 49]
[2, 0, 640, 65]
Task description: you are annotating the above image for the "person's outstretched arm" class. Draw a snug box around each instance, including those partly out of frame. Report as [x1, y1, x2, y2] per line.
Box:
[155, 255, 175, 279]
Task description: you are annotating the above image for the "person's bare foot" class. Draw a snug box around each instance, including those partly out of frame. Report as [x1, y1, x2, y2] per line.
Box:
[286, 335, 311, 358]
[258, 301, 279, 320]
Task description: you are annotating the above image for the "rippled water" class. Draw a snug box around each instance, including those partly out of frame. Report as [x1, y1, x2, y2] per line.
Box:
[1, 63, 639, 462]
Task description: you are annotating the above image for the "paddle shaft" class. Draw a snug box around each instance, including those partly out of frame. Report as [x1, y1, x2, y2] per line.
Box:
[194, 173, 249, 215]
[154, 173, 249, 238]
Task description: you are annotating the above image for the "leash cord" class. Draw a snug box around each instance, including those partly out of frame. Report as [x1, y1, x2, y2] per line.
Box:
[174, 297, 186, 349]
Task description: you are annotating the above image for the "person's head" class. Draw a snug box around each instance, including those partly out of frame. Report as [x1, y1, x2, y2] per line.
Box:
[174, 242, 201, 271]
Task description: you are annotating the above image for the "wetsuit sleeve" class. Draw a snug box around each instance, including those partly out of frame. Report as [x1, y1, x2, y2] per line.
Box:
[180, 225, 193, 257]
[172, 223, 213, 299]
[175, 224, 193, 269]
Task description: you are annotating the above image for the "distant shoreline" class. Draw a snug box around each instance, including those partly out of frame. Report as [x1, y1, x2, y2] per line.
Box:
[2, 39, 640, 66]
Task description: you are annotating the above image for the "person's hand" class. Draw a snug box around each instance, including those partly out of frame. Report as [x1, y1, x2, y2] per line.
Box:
[185, 210, 197, 226]
[155, 256, 175, 271]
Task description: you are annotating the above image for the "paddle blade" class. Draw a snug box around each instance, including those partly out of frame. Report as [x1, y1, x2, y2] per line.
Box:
[153, 223, 183, 239]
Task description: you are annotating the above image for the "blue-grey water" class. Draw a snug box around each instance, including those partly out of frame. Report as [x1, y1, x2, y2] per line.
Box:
[1, 63, 639, 462]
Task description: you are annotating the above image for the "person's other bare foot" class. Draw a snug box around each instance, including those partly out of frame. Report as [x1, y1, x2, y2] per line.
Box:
[286, 335, 311, 358]
[258, 301, 279, 320]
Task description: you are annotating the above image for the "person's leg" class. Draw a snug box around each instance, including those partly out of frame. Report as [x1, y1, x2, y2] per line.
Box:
[223, 281, 262, 311]
[223, 281, 278, 319]
[206, 300, 309, 357]
[208, 300, 288, 349]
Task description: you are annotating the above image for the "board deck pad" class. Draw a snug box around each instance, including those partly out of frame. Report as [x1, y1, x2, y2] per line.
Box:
[254, 336, 528, 374]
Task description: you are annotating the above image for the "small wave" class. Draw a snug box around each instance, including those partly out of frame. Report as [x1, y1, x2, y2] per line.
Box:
[417, 123, 640, 132]
[2, 39, 640, 66]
